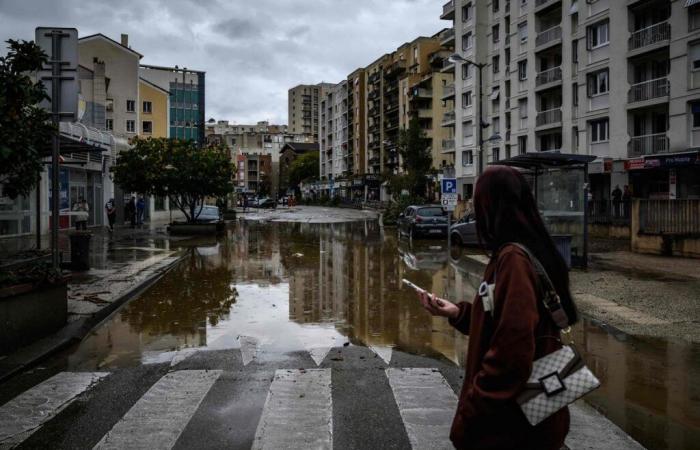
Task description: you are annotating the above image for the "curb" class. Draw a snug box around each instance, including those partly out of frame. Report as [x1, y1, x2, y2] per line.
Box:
[0, 253, 187, 383]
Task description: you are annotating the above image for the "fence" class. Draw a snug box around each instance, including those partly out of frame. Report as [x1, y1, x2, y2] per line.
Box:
[639, 200, 700, 235]
[589, 200, 631, 226]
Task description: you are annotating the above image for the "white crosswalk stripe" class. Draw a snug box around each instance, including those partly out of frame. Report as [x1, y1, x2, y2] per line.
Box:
[93, 370, 221, 450]
[252, 369, 333, 450]
[0, 371, 109, 448]
[386, 368, 458, 450]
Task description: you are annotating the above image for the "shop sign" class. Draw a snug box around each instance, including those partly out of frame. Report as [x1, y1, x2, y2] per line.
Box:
[625, 158, 646, 171]
[603, 158, 613, 173]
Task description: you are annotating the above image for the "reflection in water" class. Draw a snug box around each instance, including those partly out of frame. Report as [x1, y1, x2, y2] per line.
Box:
[62, 220, 699, 450]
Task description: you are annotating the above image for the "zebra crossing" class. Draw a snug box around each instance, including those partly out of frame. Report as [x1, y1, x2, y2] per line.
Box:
[0, 347, 459, 450]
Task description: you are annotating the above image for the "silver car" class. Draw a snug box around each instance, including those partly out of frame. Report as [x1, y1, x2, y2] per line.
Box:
[450, 214, 478, 246]
[196, 205, 221, 222]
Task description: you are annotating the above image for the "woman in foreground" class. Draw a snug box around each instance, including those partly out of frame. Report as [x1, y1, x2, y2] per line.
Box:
[419, 166, 578, 449]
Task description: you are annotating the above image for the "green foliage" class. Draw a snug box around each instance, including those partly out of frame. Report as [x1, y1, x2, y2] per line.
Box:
[383, 195, 425, 226]
[397, 118, 432, 197]
[113, 138, 234, 223]
[288, 152, 319, 189]
[0, 39, 54, 199]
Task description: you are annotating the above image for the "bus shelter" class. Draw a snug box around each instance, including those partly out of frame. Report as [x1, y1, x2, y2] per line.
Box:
[494, 152, 596, 269]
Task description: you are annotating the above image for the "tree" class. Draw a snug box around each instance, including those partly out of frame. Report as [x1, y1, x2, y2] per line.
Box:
[113, 137, 235, 223]
[287, 152, 319, 193]
[0, 39, 54, 199]
[397, 117, 432, 198]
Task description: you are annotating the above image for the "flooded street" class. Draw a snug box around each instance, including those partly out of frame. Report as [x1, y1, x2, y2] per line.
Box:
[48, 220, 700, 449]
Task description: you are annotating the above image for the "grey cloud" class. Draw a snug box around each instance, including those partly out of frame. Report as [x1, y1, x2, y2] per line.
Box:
[214, 17, 262, 40]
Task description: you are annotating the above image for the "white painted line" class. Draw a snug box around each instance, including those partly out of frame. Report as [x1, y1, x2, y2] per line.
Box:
[386, 368, 457, 450]
[0, 372, 109, 447]
[252, 369, 332, 450]
[307, 347, 332, 366]
[93, 370, 221, 450]
[370, 346, 393, 364]
[239, 336, 259, 366]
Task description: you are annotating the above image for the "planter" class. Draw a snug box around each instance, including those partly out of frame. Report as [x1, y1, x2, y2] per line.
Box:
[0, 282, 68, 356]
[168, 221, 225, 236]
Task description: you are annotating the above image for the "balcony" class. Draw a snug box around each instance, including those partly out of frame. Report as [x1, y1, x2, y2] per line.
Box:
[441, 28, 455, 46]
[385, 119, 399, 130]
[385, 101, 399, 112]
[412, 88, 433, 99]
[441, 0, 455, 20]
[628, 133, 669, 157]
[535, 26, 562, 49]
[535, 0, 561, 10]
[440, 58, 455, 74]
[442, 111, 456, 126]
[442, 139, 456, 152]
[368, 90, 379, 100]
[368, 106, 380, 116]
[535, 108, 562, 127]
[628, 21, 670, 53]
[441, 83, 455, 100]
[384, 60, 407, 79]
[416, 108, 433, 119]
[535, 66, 562, 88]
[628, 78, 670, 105]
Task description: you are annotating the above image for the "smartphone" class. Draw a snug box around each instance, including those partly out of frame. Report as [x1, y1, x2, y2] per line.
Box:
[401, 279, 445, 307]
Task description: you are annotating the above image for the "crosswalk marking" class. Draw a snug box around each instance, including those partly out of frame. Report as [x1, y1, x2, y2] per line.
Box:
[239, 336, 259, 366]
[0, 372, 109, 448]
[307, 347, 332, 366]
[370, 346, 393, 364]
[93, 370, 221, 450]
[252, 369, 332, 450]
[386, 368, 458, 450]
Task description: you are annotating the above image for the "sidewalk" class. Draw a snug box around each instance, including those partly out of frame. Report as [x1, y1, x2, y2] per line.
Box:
[0, 223, 188, 382]
[590, 250, 700, 280]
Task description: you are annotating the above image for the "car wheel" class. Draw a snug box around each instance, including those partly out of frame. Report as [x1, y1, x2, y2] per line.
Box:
[451, 233, 463, 247]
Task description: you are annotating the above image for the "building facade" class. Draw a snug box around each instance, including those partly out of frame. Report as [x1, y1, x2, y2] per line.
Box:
[288, 83, 334, 141]
[138, 78, 169, 139]
[442, 0, 700, 200]
[319, 81, 350, 190]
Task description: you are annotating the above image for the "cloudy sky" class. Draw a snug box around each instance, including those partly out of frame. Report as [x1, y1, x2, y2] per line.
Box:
[0, 0, 445, 125]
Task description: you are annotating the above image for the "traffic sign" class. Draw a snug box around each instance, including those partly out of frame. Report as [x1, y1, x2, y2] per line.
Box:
[441, 193, 458, 211]
[441, 178, 457, 194]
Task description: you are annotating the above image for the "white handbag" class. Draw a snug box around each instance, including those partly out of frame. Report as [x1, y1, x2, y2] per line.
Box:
[486, 243, 601, 426]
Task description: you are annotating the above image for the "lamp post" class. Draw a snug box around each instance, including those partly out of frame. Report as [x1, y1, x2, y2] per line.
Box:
[448, 54, 502, 176]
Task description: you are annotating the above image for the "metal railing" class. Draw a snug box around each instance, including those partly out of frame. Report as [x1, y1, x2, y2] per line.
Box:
[589, 200, 631, 226]
[628, 21, 671, 51]
[628, 133, 669, 157]
[442, 84, 455, 97]
[535, 108, 562, 126]
[413, 88, 433, 98]
[535, 66, 562, 87]
[442, 0, 455, 16]
[442, 58, 455, 70]
[639, 200, 700, 235]
[442, 111, 456, 125]
[441, 28, 455, 43]
[535, 26, 562, 47]
[442, 139, 455, 150]
[628, 77, 670, 103]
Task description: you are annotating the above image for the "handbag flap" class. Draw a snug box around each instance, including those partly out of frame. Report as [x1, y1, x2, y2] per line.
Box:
[527, 346, 575, 382]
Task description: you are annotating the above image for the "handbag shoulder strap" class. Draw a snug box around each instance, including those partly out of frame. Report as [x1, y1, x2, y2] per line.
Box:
[498, 243, 571, 330]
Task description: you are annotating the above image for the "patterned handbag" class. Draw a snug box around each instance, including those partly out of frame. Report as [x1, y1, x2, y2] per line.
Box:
[507, 244, 601, 426]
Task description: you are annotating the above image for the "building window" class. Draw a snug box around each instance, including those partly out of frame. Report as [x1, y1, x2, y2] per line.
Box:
[126, 100, 135, 112]
[493, 55, 500, 74]
[143, 101, 152, 114]
[492, 117, 501, 133]
[462, 32, 473, 51]
[518, 98, 528, 118]
[518, 135, 527, 154]
[463, 91, 473, 108]
[126, 120, 135, 133]
[106, 119, 113, 131]
[463, 120, 474, 140]
[492, 24, 500, 43]
[691, 6, 700, 31]
[462, 2, 472, 22]
[492, 147, 500, 161]
[462, 63, 473, 80]
[692, 102, 700, 128]
[573, 83, 579, 107]
[572, 39, 578, 63]
[518, 60, 528, 81]
[590, 118, 609, 143]
[493, 0, 499, 13]
[692, 44, 700, 71]
[518, 22, 528, 43]
[462, 150, 474, 166]
[586, 20, 609, 50]
[142, 121, 153, 134]
[587, 69, 609, 96]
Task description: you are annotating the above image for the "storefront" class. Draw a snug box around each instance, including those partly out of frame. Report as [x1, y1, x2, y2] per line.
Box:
[626, 151, 700, 199]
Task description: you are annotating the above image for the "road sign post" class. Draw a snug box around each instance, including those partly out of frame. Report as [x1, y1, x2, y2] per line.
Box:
[441, 178, 457, 256]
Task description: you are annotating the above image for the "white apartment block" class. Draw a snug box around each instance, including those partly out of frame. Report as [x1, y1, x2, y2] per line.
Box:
[442, 0, 700, 200]
[319, 81, 350, 182]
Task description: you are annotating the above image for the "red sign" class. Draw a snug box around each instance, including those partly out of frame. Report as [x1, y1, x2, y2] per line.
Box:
[625, 158, 645, 171]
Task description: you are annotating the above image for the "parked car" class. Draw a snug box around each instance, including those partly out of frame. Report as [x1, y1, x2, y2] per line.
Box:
[256, 197, 276, 208]
[397, 239, 447, 270]
[450, 214, 478, 246]
[397, 205, 448, 239]
[196, 205, 220, 222]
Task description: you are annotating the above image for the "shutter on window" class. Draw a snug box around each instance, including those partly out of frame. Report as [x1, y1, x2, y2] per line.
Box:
[586, 26, 593, 50]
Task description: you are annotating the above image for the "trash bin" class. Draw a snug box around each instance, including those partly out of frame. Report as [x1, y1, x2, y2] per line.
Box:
[69, 232, 91, 271]
[551, 234, 572, 270]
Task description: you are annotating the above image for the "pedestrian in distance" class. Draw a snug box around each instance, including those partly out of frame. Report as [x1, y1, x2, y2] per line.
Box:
[105, 198, 116, 232]
[622, 185, 632, 219]
[125, 197, 137, 229]
[611, 185, 622, 218]
[73, 197, 89, 231]
[136, 196, 146, 225]
[416, 166, 578, 450]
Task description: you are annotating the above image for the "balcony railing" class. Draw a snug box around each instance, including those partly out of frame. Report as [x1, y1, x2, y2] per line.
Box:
[535, 66, 562, 87]
[628, 77, 670, 103]
[412, 88, 433, 98]
[629, 21, 671, 52]
[441, 0, 455, 19]
[535, 26, 562, 48]
[535, 108, 562, 126]
[628, 133, 669, 157]
[441, 28, 455, 44]
[442, 58, 455, 71]
[442, 111, 456, 125]
[442, 83, 455, 98]
[442, 139, 456, 150]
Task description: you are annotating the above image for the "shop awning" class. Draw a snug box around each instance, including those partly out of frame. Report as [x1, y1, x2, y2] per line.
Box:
[686, 0, 700, 7]
[494, 152, 596, 170]
[42, 122, 122, 157]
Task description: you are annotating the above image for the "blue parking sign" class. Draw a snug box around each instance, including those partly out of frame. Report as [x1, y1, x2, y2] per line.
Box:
[441, 178, 457, 194]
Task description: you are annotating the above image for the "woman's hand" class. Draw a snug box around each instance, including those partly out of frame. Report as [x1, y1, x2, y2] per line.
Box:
[418, 291, 459, 319]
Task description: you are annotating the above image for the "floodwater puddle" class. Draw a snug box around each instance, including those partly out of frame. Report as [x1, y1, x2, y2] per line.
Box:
[58, 220, 698, 449]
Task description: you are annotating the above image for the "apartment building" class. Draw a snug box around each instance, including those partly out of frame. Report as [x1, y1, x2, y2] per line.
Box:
[288, 83, 334, 141]
[442, 0, 700, 200]
[319, 81, 350, 192]
[139, 64, 206, 145]
[138, 78, 169, 138]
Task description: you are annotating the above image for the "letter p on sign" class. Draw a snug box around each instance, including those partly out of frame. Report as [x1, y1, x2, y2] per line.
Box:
[441, 178, 457, 194]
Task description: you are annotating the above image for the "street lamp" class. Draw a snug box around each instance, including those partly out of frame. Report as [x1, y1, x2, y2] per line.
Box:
[448, 54, 502, 175]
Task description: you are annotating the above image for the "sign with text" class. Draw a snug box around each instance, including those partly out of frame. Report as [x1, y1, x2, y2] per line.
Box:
[441, 178, 457, 194]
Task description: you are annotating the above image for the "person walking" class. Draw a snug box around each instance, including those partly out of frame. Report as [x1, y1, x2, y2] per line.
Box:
[125, 197, 137, 229]
[73, 198, 89, 231]
[105, 198, 116, 232]
[417, 166, 577, 450]
[622, 185, 632, 219]
[136, 196, 146, 225]
[611, 185, 622, 218]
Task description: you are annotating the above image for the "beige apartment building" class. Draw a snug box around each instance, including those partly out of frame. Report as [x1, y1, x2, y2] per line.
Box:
[442, 0, 700, 200]
[288, 83, 334, 141]
[319, 81, 350, 196]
